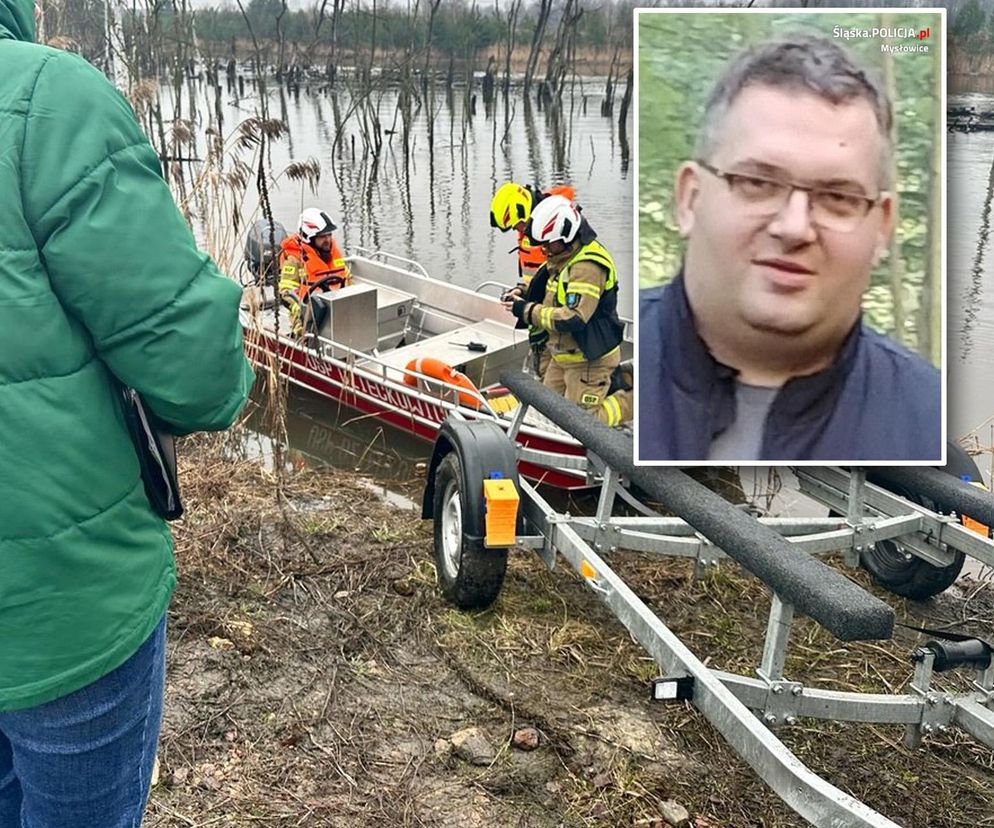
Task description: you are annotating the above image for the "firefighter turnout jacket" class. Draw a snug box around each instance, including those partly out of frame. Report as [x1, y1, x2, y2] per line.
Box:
[518, 238, 624, 365]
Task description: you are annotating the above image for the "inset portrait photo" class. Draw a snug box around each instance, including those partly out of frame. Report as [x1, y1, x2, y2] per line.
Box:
[634, 8, 945, 465]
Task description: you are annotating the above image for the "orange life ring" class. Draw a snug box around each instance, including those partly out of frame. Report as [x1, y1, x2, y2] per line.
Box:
[404, 357, 481, 409]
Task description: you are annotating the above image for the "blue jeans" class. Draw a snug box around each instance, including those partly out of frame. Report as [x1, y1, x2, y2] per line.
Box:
[0, 615, 166, 828]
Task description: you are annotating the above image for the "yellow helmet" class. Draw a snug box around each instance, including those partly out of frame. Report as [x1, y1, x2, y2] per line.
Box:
[489, 183, 534, 232]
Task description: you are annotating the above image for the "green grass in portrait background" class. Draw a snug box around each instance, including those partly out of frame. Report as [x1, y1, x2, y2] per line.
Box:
[638, 11, 942, 364]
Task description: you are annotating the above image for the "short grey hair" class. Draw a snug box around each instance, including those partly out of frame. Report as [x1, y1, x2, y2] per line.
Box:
[694, 34, 893, 188]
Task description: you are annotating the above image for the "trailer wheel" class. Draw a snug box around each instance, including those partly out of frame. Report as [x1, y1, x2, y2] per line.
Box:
[433, 452, 508, 609]
[862, 444, 979, 600]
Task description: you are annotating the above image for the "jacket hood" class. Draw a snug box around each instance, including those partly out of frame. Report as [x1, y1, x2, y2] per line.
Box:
[0, 0, 35, 42]
[281, 234, 306, 257]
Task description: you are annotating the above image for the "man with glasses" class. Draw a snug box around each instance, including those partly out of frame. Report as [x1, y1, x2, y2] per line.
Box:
[637, 34, 940, 462]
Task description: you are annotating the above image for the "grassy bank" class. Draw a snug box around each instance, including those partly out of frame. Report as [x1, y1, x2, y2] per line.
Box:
[147, 430, 994, 827]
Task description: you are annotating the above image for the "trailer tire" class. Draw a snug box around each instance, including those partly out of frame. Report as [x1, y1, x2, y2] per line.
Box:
[861, 444, 979, 600]
[432, 452, 508, 609]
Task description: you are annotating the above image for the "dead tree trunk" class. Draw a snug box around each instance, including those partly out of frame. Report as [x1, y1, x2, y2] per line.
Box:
[602, 45, 620, 116]
[422, 0, 442, 97]
[274, 0, 288, 82]
[234, 0, 264, 88]
[619, 65, 632, 175]
[523, 0, 551, 95]
[324, 0, 345, 84]
[482, 56, 496, 106]
[309, 0, 341, 82]
[542, 0, 582, 104]
[618, 65, 633, 130]
[502, 0, 521, 94]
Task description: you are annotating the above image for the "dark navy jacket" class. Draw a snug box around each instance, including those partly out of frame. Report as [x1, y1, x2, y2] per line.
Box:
[638, 275, 942, 462]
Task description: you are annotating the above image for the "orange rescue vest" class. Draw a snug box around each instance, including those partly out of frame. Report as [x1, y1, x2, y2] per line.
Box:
[279, 235, 350, 301]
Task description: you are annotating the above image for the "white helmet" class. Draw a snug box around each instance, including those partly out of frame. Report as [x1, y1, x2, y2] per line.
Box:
[298, 208, 337, 243]
[527, 195, 581, 246]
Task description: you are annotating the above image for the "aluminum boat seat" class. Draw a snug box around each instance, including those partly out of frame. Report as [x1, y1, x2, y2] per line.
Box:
[348, 278, 417, 350]
[360, 320, 529, 389]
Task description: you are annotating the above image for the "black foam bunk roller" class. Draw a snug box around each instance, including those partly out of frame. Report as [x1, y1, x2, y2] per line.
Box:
[499, 370, 894, 643]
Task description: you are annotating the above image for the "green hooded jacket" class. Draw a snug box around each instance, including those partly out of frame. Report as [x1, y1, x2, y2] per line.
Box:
[0, 0, 254, 710]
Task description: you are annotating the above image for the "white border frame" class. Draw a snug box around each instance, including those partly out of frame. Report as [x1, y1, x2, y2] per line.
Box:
[633, 7, 947, 468]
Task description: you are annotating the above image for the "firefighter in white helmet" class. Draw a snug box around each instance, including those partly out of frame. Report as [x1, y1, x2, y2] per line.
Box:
[278, 207, 351, 334]
[503, 195, 629, 425]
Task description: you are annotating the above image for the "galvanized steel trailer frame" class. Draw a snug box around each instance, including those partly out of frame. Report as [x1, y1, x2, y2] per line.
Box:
[425, 374, 994, 828]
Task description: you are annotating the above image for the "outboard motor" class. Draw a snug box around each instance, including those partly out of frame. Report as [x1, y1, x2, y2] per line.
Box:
[243, 219, 288, 285]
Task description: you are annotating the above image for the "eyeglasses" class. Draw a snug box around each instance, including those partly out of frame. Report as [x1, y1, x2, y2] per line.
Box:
[696, 160, 886, 233]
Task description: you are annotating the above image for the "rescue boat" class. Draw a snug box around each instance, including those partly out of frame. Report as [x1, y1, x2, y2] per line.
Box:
[239, 233, 632, 489]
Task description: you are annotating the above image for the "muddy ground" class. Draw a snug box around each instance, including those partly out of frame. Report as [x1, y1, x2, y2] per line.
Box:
[145, 435, 994, 828]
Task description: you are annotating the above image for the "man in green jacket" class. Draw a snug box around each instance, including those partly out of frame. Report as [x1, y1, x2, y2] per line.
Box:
[0, 1, 254, 825]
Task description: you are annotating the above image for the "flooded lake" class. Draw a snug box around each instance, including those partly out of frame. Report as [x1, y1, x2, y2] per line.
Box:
[949, 92, 994, 447]
[185, 76, 633, 317]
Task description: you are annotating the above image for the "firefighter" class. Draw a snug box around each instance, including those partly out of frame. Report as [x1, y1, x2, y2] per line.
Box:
[490, 182, 576, 378]
[503, 195, 625, 421]
[278, 207, 351, 334]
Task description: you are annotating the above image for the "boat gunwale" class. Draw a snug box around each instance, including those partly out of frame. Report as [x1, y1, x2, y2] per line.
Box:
[241, 314, 583, 450]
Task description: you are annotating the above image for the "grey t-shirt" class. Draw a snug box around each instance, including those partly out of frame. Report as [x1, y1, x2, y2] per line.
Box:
[708, 382, 779, 461]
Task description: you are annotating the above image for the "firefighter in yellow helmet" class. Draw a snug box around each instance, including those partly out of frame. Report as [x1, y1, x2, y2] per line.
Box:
[490, 182, 578, 284]
[503, 195, 630, 426]
[490, 182, 577, 379]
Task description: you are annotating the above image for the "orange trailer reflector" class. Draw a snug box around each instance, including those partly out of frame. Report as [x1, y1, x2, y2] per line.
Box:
[483, 478, 519, 547]
[962, 481, 991, 538]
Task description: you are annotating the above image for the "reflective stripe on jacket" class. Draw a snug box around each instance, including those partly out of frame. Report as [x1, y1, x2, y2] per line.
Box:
[526, 239, 623, 363]
[555, 240, 617, 302]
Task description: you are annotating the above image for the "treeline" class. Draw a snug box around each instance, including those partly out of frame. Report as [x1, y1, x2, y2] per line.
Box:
[42, 0, 635, 69]
[951, 0, 994, 51]
[198, 0, 632, 54]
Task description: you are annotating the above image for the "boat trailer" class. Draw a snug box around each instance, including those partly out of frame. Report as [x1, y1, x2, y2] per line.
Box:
[420, 372, 994, 828]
